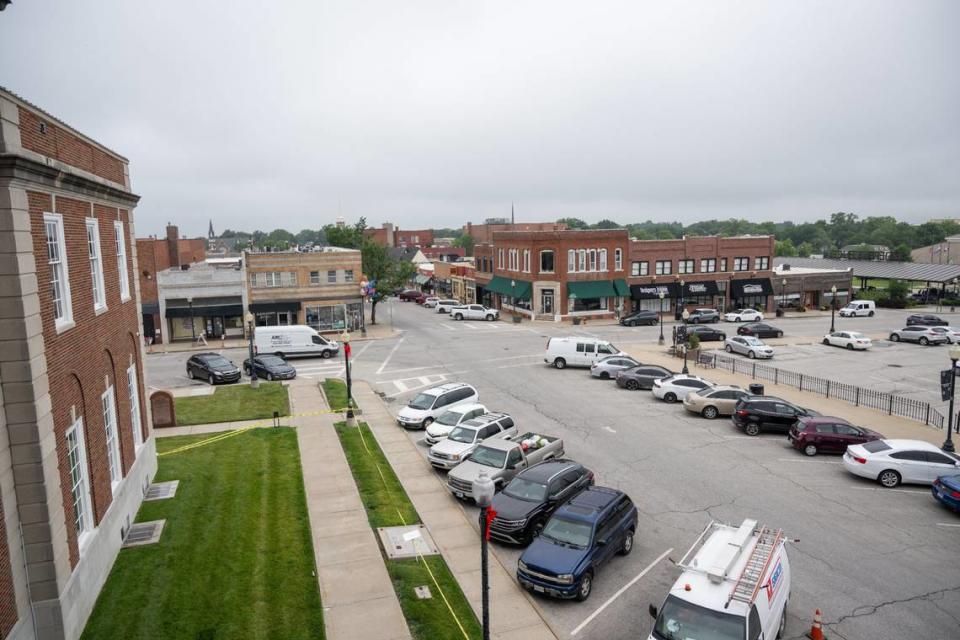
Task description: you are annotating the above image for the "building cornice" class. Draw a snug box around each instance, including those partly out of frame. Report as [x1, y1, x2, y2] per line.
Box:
[0, 154, 140, 207]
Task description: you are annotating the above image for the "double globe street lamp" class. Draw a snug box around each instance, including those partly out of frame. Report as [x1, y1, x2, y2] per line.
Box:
[944, 345, 960, 453]
[658, 290, 666, 345]
[829, 284, 838, 333]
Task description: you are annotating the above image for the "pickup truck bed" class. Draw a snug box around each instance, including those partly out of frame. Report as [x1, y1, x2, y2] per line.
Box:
[446, 433, 564, 499]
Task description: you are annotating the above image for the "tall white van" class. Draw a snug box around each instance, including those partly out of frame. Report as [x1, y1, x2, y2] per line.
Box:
[839, 300, 875, 317]
[253, 325, 340, 359]
[544, 337, 626, 369]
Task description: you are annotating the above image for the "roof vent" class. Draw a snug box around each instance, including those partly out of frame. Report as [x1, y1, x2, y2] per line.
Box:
[782, 264, 790, 271]
[122, 520, 166, 548]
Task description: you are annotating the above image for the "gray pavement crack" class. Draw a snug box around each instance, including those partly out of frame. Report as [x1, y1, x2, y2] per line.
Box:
[825, 585, 960, 629]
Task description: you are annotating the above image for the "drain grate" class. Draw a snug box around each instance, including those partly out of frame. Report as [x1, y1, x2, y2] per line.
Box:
[122, 520, 166, 548]
[377, 525, 439, 559]
[144, 480, 179, 501]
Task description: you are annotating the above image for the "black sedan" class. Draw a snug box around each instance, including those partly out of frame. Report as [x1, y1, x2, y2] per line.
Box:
[243, 355, 297, 381]
[187, 353, 241, 385]
[687, 325, 726, 342]
[906, 314, 948, 327]
[737, 322, 784, 338]
[620, 310, 659, 326]
[616, 365, 674, 390]
[489, 460, 594, 544]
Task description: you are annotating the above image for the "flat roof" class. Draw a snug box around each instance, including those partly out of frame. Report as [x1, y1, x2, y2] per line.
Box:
[774, 257, 960, 283]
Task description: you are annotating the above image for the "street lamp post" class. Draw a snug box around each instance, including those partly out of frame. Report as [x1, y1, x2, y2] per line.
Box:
[658, 291, 665, 345]
[188, 296, 195, 341]
[681, 309, 690, 374]
[245, 312, 259, 389]
[829, 285, 837, 333]
[781, 278, 787, 311]
[945, 345, 960, 453]
[341, 330, 356, 427]
[472, 472, 496, 640]
[511, 279, 519, 322]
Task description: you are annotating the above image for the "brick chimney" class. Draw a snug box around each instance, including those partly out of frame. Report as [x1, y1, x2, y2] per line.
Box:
[166, 223, 181, 267]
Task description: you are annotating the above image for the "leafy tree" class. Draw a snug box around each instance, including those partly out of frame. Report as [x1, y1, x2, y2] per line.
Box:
[361, 240, 417, 324]
[775, 239, 798, 257]
[886, 279, 910, 302]
[593, 219, 622, 229]
[452, 233, 475, 256]
[557, 217, 588, 230]
[796, 242, 815, 257]
[323, 217, 366, 249]
[892, 243, 913, 262]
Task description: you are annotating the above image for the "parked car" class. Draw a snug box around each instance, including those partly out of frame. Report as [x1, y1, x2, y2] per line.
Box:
[590, 356, 641, 379]
[822, 331, 872, 350]
[435, 299, 460, 314]
[446, 433, 564, 498]
[424, 403, 488, 445]
[906, 314, 948, 327]
[544, 337, 625, 369]
[732, 396, 819, 436]
[932, 474, 960, 512]
[839, 300, 876, 317]
[724, 335, 774, 359]
[682, 385, 749, 419]
[451, 304, 499, 321]
[788, 417, 883, 456]
[686, 325, 726, 342]
[737, 322, 783, 338]
[489, 460, 594, 544]
[187, 353, 241, 385]
[517, 487, 637, 601]
[616, 365, 674, 391]
[395, 382, 479, 429]
[398, 289, 424, 302]
[686, 308, 720, 324]
[842, 439, 960, 488]
[652, 374, 715, 403]
[929, 326, 960, 343]
[619, 310, 659, 327]
[428, 412, 517, 470]
[422, 296, 440, 308]
[253, 325, 339, 359]
[242, 355, 297, 381]
[889, 326, 948, 345]
[723, 308, 764, 322]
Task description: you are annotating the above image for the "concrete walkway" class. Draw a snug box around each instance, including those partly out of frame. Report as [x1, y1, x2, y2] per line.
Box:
[153, 418, 267, 438]
[353, 382, 559, 640]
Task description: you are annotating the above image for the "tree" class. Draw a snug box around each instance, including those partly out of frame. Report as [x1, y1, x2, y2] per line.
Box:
[775, 239, 798, 257]
[324, 217, 366, 249]
[592, 219, 622, 229]
[892, 243, 913, 262]
[557, 217, 588, 229]
[452, 233, 475, 256]
[796, 242, 814, 257]
[362, 240, 416, 324]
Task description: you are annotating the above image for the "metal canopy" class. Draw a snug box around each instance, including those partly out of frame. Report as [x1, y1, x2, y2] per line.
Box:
[774, 257, 960, 283]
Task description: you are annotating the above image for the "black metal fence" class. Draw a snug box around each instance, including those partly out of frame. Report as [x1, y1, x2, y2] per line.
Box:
[696, 352, 951, 430]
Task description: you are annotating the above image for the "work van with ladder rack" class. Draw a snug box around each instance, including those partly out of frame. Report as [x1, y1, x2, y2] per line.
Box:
[647, 519, 791, 640]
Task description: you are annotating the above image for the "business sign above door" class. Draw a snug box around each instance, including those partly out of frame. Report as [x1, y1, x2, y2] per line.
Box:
[681, 281, 720, 296]
[630, 283, 679, 299]
[730, 278, 774, 297]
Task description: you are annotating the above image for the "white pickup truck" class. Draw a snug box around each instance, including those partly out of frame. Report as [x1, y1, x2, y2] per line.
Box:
[446, 433, 564, 499]
[427, 413, 517, 470]
[450, 304, 499, 321]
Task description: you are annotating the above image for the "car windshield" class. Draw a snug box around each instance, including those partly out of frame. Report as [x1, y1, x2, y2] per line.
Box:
[469, 446, 507, 468]
[436, 410, 465, 426]
[540, 517, 592, 548]
[653, 595, 745, 640]
[206, 356, 233, 368]
[694, 387, 713, 397]
[447, 426, 477, 444]
[407, 393, 435, 410]
[502, 477, 548, 502]
[742, 337, 763, 345]
[259, 356, 284, 366]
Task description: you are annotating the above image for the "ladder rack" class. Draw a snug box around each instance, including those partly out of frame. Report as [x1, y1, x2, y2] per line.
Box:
[726, 525, 783, 607]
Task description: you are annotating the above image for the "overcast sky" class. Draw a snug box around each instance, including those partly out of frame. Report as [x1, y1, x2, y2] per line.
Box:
[2, 1, 958, 238]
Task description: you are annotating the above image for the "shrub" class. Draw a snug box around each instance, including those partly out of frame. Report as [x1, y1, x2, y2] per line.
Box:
[687, 333, 701, 351]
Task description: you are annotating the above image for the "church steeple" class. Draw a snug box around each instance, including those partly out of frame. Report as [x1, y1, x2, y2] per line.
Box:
[208, 219, 215, 239]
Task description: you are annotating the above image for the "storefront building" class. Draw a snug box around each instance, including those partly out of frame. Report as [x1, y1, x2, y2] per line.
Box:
[136, 223, 206, 343]
[156, 259, 247, 341]
[772, 263, 854, 310]
[450, 263, 476, 304]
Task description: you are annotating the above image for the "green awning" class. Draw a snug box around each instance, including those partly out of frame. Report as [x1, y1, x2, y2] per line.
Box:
[613, 279, 630, 297]
[567, 280, 617, 299]
[414, 274, 431, 285]
[486, 275, 532, 301]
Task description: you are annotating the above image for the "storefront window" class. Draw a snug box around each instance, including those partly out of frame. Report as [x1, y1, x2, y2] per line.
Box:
[306, 303, 362, 331]
[572, 297, 606, 312]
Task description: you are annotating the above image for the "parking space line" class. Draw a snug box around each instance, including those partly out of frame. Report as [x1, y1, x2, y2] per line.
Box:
[463, 323, 478, 330]
[853, 487, 929, 495]
[439, 322, 456, 331]
[570, 547, 673, 636]
[936, 522, 960, 528]
[775, 458, 839, 464]
[376, 337, 406, 374]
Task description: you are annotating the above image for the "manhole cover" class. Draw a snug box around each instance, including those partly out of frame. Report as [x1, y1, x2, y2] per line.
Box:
[377, 524, 439, 559]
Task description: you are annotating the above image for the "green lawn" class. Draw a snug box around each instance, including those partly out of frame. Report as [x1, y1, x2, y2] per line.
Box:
[322, 378, 349, 411]
[335, 422, 481, 640]
[82, 429, 324, 640]
[174, 382, 290, 426]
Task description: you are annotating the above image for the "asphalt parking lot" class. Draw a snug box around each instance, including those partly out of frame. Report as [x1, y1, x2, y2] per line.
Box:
[144, 301, 960, 639]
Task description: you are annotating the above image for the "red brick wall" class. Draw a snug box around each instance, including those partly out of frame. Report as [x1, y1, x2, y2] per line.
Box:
[18, 107, 125, 186]
[28, 191, 147, 567]
[465, 222, 567, 244]
[136, 237, 206, 304]
[0, 497, 17, 637]
[362, 228, 390, 246]
[396, 229, 434, 247]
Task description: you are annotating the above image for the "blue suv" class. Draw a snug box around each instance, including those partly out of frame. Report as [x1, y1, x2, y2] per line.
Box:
[516, 486, 637, 601]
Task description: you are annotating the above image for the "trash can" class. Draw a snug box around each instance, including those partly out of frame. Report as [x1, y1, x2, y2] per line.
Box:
[749, 383, 764, 395]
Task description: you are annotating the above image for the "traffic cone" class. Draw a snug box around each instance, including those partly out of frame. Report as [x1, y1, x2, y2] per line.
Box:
[806, 608, 826, 640]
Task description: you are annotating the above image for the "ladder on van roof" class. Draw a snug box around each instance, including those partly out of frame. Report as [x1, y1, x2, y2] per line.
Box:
[726, 525, 783, 607]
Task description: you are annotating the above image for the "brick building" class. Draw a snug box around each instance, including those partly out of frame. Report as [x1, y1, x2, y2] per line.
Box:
[0, 88, 155, 639]
[362, 222, 434, 248]
[245, 248, 364, 332]
[136, 224, 206, 342]
[462, 220, 567, 245]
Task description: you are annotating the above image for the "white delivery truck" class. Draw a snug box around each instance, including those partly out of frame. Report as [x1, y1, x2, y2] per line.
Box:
[253, 325, 340, 359]
[648, 519, 791, 640]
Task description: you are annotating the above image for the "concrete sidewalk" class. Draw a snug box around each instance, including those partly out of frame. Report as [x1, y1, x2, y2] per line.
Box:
[353, 382, 559, 640]
[153, 418, 267, 438]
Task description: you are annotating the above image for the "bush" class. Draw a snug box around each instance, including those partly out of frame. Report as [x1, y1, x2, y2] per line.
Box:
[687, 333, 701, 350]
[876, 296, 908, 309]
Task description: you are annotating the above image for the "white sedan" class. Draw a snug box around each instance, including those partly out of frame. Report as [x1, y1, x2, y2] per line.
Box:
[723, 308, 764, 322]
[724, 335, 774, 359]
[652, 374, 715, 403]
[843, 439, 960, 488]
[822, 331, 872, 350]
[424, 403, 488, 445]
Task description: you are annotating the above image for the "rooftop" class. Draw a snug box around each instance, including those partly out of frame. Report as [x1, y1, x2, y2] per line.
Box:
[774, 257, 960, 283]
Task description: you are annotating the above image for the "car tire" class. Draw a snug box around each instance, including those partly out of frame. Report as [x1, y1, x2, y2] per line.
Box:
[725, 345, 733, 353]
[575, 572, 593, 602]
[208, 374, 215, 385]
[244, 365, 250, 375]
[322, 350, 331, 358]
[422, 417, 434, 429]
[626, 380, 640, 391]
[748, 350, 756, 359]
[266, 373, 274, 381]
[554, 358, 566, 369]
[777, 603, 788, 639]
[890, 334, 900, 342]
[920, 337, 929, 345]
[454, 313, 463, 320]
[600, 372, 610, 380]
[803, 443, 818, 456]
[702, 406, 719, 419]
[868, 310, 875, 317]
[629, 320, 637, 327]
[187, 367, 194, 380]
[529, 518, 546, 541]
[719, 333, 726, 340]
[846, 343, 854, 350]
[618, 530, 634, 556]
[486, 314, 495, 321]
[777, 331, 783, 338]
[664, 392, 677, 403]
[878, 469, 901, 488]
[745, 423, 760, 436]
[822, 338, 830, 345]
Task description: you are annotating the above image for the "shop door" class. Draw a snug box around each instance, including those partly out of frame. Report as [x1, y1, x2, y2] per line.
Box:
[540, 289, 554, 314]
[206, 316, 225, 338]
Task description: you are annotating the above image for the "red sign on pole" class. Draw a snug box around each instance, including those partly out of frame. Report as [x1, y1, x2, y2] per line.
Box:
[484, 508, 497, 541]
[344, 343, 352, 357]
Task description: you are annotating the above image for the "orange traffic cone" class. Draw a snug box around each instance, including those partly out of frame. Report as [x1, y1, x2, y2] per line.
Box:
[806, 608, 826, 640]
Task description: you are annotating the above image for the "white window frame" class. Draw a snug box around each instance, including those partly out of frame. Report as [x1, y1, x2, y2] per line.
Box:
[327, 270, 337, 283]
[498, 249, 504, 269]
[345, 269, 355, 282]
[656, 260, 672, 275]
[540, 250, 555, 274]
[127, 365, 144, 451]
[66, 418, 94, 547]
[102, 386, 122, 492]
[755, 256, 770, 270]
[310, 271, 320, 285]
[568, 250, 575, 272]
[44, 213, 73, 331]
[578, 249, 586, 272]
[86, 218, 107, 311]
[734, 257, 750, 271]
[114, 220, 130, 301]
[678, 259, 694, 274]
[599, 249, 608, 272]
[614, 248, 622, 271]
[588, 249, 597, 272]
[700, 258, 716, 273]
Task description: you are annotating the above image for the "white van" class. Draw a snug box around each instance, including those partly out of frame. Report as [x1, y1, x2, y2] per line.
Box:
[544, 337, 626, 369]
[648, 519, 791, 640]
[396, 382, 480, 429]
[839, 300, 876, 317]
[253, 325, 340, 359]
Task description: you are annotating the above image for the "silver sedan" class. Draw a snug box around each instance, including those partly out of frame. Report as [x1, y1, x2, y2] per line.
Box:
[724, 335, 774, 359]
[590, 355, 641, 379]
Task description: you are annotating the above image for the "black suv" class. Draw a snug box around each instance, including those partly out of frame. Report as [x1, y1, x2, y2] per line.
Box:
[687, 308, 720, 324]
[489, 460, 594, 544]
[737, 322, 784, 338]
[732, 396, 819, 435]
[906, 314, 948, 326]
[243, 355, 297, 381]
[187, 353, 241, 385]
[620, 310, 659, 327]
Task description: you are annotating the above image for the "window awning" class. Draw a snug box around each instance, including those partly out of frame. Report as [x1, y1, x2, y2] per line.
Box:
[630, 283, 679, 299]
[414, 274, 432, 285]
[567, 280, 617, 299]
[165, 303, 244, 318]
[141, 302, 159, 315]
[613, 279, 630, 297]
[730, 278, 774, 297]
[486, 275, 532, 300]
[681, 280, 720, 297]
[249, 300, 302, 313]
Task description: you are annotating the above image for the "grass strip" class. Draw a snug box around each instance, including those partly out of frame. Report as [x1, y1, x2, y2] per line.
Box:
[82, 428, 324, 640]
[335, 421, 482, 640]
[322, 378, 349, 411]
[174, 382, 290, 426]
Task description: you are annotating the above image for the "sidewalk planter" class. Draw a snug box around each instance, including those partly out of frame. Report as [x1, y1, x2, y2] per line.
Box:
[572, 317, 581, 325]
[513, 314, 522, 323]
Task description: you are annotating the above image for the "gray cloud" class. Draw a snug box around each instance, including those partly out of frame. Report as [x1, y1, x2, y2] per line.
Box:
[2, 0, 957, 237]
